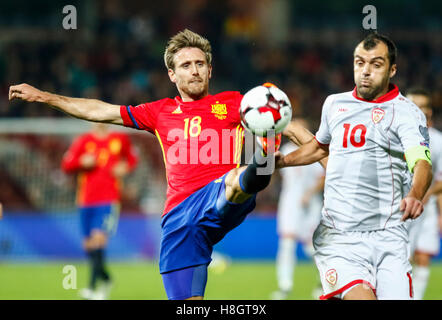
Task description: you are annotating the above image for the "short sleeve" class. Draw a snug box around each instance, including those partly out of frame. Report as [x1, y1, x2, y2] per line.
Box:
[396, 102, 429, 152]
[120, 101, 161, 133]
[315, 95, 335, 145]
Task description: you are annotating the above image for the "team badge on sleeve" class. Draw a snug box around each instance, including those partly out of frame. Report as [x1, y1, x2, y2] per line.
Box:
[325, 269, 338, 286]
[372, 108, 385, 124]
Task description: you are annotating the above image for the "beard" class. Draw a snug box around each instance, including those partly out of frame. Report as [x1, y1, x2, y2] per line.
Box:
[356, 75, 390, 101]
[179, 78, 208, 100]
[357, 84, 382, 101]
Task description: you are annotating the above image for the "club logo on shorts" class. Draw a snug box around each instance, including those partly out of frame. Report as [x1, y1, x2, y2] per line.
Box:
[325, 269, 338, 286]
[372, 108, 385, 124]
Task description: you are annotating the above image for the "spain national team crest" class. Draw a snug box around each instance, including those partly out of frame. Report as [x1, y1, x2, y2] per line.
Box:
[211, 101, 227, 120]
[372, 107, 385, 124]
[325, 269, 338, 286]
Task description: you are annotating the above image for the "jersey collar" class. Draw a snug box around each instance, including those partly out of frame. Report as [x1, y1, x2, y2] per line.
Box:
[352, 84, 399, 103]
[175, 94, 212, 105]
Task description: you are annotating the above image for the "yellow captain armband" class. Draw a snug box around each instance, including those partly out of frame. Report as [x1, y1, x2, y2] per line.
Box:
[404, 145, 432, 173]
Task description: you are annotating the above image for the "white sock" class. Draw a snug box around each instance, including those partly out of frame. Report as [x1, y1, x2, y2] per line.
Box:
[413, 266, 430, 300]
[276, 237, 296, 292]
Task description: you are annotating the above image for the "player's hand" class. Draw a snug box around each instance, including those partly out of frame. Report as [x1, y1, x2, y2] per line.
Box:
[9, 83, 46, 103]
[400, 196, 424, 221]
[274, 151, 285, 169]
[112, 161, 129, 178]
[79, 153, 96, 169]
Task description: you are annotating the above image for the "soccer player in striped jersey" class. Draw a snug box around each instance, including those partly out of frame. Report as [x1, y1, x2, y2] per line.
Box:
[278, 33, 433, 300]
[62, 123, 138, 299]
[9, 29, 280, 300]
[406, 88, 442, 299]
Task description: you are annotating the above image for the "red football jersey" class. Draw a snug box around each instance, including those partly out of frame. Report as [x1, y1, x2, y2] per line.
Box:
[120, 91, 245, 215]
[61, 132, 138, 206]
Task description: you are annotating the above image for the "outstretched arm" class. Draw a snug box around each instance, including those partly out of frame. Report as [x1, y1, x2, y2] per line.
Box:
[283, 120, 329, 168]
[276, 137, 329, 169]
[9, 83, 123, 125]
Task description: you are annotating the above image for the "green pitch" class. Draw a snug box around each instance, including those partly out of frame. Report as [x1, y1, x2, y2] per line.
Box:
[0, 261, 441, 300]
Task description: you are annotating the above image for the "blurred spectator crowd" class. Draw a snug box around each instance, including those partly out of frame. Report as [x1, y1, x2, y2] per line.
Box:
[0, 0, 440, 213]
[1, 0, 440, 126]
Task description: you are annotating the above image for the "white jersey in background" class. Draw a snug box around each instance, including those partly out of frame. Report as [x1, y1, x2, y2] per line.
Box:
[315, 85, 429, 231]
[271, 141, 325, 300]
[277, 142, 324, 241]
[409, 126, 442, 256]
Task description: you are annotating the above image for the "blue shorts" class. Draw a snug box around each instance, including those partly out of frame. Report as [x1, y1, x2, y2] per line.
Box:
[160, 174, 256, 275]
[79, 202, 120, 238]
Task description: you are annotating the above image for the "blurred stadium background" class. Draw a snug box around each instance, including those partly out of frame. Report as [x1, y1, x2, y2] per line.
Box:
[0, 0, 441, 299]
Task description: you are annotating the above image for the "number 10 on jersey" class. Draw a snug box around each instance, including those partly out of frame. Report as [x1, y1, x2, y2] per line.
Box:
[342, 123, 367, 148]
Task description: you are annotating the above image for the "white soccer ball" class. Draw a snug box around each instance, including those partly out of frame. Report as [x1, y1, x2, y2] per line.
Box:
[240, 84, 292, 136]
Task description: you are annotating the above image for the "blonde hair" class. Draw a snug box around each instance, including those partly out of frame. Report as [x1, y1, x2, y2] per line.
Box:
[164, 29, 212, 70]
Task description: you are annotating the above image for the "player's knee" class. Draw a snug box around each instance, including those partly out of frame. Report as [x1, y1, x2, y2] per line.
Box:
[83, 239, 92, 251]
[89, 230, 108, 248]
[224, 168, 252, 203]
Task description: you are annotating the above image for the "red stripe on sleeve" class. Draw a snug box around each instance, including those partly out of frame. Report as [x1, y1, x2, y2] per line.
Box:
[314, 136, 330, 148]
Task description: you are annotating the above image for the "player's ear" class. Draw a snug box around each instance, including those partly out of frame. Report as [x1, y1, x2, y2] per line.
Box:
[168, 68, 176, 83]
[389, 63, 397, 79]
[208, 65, 212, 79]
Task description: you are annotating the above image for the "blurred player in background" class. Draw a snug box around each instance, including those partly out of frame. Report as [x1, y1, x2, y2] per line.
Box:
[278, 33, 433, 300]
[271, 118, 325, 300]
[9, 29, 281, 300]
[406, 88, 442, 300]
[61, 123, 138, 299]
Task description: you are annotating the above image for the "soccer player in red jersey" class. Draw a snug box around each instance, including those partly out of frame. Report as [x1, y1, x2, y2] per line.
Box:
[61, 123, 138, 299]
[9, 29, 280, 300]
